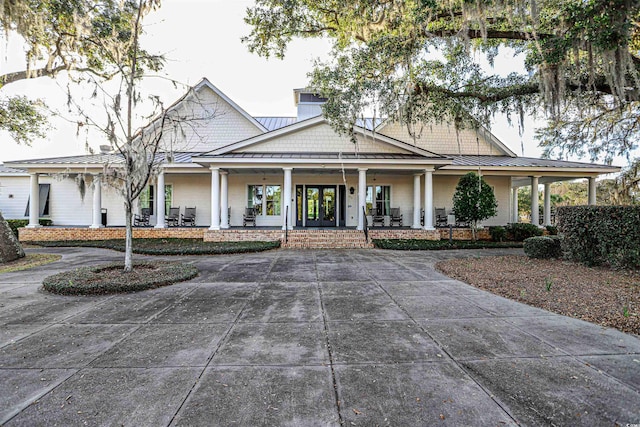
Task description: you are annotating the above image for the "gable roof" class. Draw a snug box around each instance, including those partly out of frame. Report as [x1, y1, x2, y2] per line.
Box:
[374, 117, 517, 157]
[199, 115, 445, 159]
[193, 78, 268, 133]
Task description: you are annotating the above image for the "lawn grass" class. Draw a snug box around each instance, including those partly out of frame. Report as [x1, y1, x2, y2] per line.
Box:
[0, 253, 62, 273]
[373, 238, 523, 250]
[31, 238, 280, 255]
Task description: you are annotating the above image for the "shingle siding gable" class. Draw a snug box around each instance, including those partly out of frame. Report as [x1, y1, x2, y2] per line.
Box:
[168, 87, 263, 153]
[237, 122, 409, 154]
[378, 121, 501, 155]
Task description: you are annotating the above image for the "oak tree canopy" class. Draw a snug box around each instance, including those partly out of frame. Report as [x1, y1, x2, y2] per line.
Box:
[244, 0, 640, 163]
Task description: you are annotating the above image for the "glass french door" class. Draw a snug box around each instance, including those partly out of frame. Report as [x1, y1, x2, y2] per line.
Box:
[305, 185, 336, 227]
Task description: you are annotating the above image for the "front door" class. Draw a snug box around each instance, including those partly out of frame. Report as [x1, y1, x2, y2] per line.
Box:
[305, 186, 336, 227]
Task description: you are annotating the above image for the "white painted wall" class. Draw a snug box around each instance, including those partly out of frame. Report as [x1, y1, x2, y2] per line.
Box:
[0, 175, 30, 219]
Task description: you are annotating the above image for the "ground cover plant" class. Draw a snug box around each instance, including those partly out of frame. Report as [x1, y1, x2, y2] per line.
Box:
[0, 253, 62, 273]
[373, 239, 522, 250]
[42, 261, 198, 295]
[436, 256, 639, 335]
[32, 238, 280, 255]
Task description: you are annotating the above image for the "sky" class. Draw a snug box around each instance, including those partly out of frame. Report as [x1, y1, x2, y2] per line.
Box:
[0, 0, 575, 164]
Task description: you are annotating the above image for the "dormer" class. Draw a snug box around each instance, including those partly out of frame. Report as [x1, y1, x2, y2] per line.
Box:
[294, 89, 327, 120]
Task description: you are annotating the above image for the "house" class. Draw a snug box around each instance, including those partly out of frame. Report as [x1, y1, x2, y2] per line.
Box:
[2, 78, 619, 245]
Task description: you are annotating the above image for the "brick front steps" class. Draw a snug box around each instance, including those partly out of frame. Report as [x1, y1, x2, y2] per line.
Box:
[19, 226, 488, 248]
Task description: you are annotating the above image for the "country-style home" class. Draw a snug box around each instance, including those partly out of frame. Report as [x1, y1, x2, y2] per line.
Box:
[1, 78, 619, 246]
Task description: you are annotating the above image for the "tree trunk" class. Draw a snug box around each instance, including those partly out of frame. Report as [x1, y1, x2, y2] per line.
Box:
[471, 221, 477, 242]
[124, 198, 133, 272]
[0, 212, 25, 263]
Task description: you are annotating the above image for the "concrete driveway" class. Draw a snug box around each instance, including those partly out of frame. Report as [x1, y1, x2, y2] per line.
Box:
[1, 247, 639, 426]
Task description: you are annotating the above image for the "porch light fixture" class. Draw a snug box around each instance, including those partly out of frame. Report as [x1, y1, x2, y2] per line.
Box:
[349, 187, 355, 194]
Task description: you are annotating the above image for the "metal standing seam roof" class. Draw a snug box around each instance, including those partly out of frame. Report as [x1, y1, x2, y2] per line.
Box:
[210, 152, 430, 160]
[0, 164, 27, 174]
[449, 155, 618, 169]
[254, 116, 385, 132]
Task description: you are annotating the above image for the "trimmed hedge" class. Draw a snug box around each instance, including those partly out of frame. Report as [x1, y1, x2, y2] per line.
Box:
[523, 236, 562, 259]
[32, 238, 281, 255]
[42, 261, 198, 295]
[489, 226, 507, 242]
[6, 219, 53, 238]
[373, 239, 523, 250]
[557, 205, 640, 270]
[505, 222, 543, 241]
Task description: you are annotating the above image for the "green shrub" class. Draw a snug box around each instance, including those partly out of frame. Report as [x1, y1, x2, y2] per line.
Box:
[6, 219, 52, 238]
[505, 222, 543, 241]
[545, 224, 558, 235]
[489, 226, 507, 242]
[523, 236, 562, 259]
[557, 206, 640, 270]
[42, 261, 198, 295]
[32, 238, 280, 255]
[373, 239, 522, 250]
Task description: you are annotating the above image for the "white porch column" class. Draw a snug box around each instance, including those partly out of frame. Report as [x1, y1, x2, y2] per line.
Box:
[512, 186, 519, 223]
[90, 174, 103, 228]
[543, 183, 551, 226]
[531, 176, 540, 226]
[27, 173, 40, 228]
[282, 168, 293, 230]
[220, 171, 229, 229]
[210, 167, 220, 230]
[423, 168, 434, 230]
[357, 168, 367, 230]
[155, 169, 166, 228]
[412, 174, 421, 229]
[588, 177, 597, 205]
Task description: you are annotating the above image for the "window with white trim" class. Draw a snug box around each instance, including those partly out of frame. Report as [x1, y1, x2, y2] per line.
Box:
[248, 184, 281, 216]
[366, 185, 391, 215]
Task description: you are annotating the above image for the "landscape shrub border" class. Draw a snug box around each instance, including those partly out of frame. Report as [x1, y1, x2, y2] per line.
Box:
[557, 205, 640, 270]
[42, 261, 199, 295]
[505, 222, 543, 241]
[523, 236, 562, 259]
[373, 239, 523, 250]
[32, 238, 281, 255]
[7, 219, 53, 238]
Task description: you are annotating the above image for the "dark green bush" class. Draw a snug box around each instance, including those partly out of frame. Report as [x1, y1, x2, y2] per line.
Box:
[373, 239, 522, 250]
[557, 206, 640, 270]
[505, 222, 543, 241]
[7, 219, 53, 238]
[545, 224, 558, 235]
[42, 261, 198, 295]
[489, 226, 507, 242]
[523, 236, 562, 259]
[32, 238, 280, 255]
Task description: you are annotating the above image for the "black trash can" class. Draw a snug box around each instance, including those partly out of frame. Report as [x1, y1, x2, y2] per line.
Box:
[101, 208, 108, 227]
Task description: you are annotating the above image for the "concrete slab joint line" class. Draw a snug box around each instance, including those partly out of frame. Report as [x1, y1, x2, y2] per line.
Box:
[1, 246, 639, 426]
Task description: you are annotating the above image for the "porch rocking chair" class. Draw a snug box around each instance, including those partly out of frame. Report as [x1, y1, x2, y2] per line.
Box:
[435, 207, 447, 227]
[133, 208, 150, 227]
[371, 207, 385, 227]
[243, 207, 257, 227]
[166, 207, 180, 227]
[180, 207, 196, 227]
[390, 207, 403, 227]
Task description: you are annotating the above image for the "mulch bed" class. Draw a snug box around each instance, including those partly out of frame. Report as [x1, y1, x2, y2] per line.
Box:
[436, 255, 640, 335]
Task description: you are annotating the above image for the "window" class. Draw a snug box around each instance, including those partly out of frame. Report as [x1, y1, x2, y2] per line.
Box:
[248, 184, 281, 216]
[24, 184, 50, 217]
[366, 185, 391, 215]
[139, 184, 172, 215]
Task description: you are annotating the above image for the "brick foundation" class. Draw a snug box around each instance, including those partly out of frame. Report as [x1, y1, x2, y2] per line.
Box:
[19, 227, 206, 242]
[19, 226, 492, 248]
[369, 229, 441, 241]
[203, 229, 283, 243]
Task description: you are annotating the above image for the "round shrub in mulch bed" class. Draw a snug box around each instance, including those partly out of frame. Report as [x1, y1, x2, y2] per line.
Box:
[42, 262, 198, 295]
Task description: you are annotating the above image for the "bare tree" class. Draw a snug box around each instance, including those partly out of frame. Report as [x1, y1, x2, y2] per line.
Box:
[64, 0, 219, 271]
